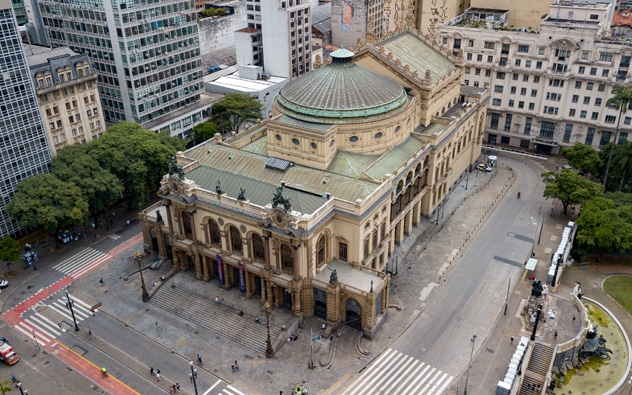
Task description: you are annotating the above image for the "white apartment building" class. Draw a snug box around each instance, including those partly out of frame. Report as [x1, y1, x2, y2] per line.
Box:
[440, 1, 632, 155]
[236, 0, 311, 80]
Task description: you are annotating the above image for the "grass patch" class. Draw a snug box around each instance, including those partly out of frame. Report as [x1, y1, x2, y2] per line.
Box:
[603, 275, 632, 315]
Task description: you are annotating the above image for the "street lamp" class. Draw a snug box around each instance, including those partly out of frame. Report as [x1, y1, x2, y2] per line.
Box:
[463, 334, 477, 395]
[530, 304, 543, 341]
[135, 252, 150, 302]
[264, 301, 273, 358]
[65, 291, 80, 331]
[189, 362, 198, 395]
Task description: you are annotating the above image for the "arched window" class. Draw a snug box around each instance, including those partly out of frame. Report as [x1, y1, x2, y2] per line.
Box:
[281, 244, 293, 274]
[230, 226, 242, 253]
[208, 220, 221, 246]
[252, 234, 264, 262]
[316, 235, 326, 267]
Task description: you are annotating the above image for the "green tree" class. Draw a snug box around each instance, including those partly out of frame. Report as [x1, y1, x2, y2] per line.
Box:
[604, 86, 632, 188]
[561, 143, 602, 177]
[5, 174, 89, 233]
[575, 197, 632, 253]
[0, 378, 12, 395]
[0, 236, 20, 273]
[542, 169, 604, 215]
[191, 121, 219, 145]
[88, 122, 179, 207]
[52, 147, 123, 217]
[612, 141, 632, 191]
[211, 93, 263, 133]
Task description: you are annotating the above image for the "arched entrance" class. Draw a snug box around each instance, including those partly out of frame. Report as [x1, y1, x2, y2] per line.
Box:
[345, 298, 362, 329]
[313, 288, 327, 319]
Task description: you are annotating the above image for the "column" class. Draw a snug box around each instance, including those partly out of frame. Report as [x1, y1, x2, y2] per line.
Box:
[201, 255, 210, 281]
[292, 244, 300, 281]
[156, 223, 167, 260]
[263, 236, 271, 270]
[192, 248, 202, 280]
[327, 283, 341, 324]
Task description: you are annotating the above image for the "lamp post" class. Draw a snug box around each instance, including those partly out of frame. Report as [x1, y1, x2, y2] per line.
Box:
[264, 301, 273, 358]
[135, 252, 150, 302]
[530, 304, 543, 341]
[189, 362, 198, 395]
[463, 334, 477, 395]
[65, 291, 80, 331]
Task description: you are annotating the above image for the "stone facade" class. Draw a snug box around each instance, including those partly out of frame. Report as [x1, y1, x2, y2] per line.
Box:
[139, 27, 488, 339]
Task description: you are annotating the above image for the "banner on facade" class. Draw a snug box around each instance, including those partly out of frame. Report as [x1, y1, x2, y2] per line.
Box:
[216, 255, 224, 285]
[238, 262, 246, 293]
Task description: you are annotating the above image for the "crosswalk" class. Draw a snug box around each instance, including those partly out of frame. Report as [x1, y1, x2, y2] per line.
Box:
[204, 380, 248, 395]
[342, 348, 453, 395]
[15, 295, 94, 346]
[53, 248, 111, 279]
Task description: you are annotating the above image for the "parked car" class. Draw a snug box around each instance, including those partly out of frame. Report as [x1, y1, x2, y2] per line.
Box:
[477, 163, 492, 172]
[0, 280, 8, 289]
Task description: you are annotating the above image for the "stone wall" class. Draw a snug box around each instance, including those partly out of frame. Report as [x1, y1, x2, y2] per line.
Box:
[198, 1, 247, 58]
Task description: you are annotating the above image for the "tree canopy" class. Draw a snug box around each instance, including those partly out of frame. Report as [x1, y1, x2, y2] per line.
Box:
[0, 236, 20, 273]
[603, 86, 632, 188]
[575, 197, 632, 253]
[5, 174, 89, 233]
[561, 143, 602, 177]
[191, 121, 219, 145]
[211, 93, 263, 133]
[542, 169, 604, 215]
[52, 147, 123, 215]
[88, 122, 181, 206]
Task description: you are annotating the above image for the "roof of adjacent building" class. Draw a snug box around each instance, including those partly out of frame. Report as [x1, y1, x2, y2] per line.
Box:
[25, 45, 79, 68]
[377, 30, 457, 84]
[183, 143, 380, 214]
[275, 48, 409, 125]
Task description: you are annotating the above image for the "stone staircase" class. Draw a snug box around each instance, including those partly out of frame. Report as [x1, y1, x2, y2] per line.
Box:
[520, 342, 554, 394]
[150, 285, 282, 355]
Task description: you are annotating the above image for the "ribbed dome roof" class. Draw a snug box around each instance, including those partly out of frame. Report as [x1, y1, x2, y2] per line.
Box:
[276, 49, 408, 124]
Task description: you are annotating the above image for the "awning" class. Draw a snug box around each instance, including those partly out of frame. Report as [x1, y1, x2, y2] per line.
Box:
[525, 258, 538, 271]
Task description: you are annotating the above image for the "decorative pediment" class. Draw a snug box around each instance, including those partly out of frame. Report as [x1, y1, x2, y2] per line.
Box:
[549, 38, 579, 50]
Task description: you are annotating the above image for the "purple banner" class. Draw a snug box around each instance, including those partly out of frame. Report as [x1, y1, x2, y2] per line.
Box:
[238, 262, 246, 293]
[216, 255, 224, 285]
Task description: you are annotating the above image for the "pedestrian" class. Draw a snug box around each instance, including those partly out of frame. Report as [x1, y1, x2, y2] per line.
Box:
[510, 336, 514, 344]
[172, 384, 177, 393]
[234, 360, 239, 371]
[572, 315, 576, 323]
[197, 354, 202, 365]
[156, 369, 161, 381]
[11, 373, 15, 383]
[215, 296, 220, 304]
[231, 364, 235, 373]
[126, 219, 130, 225]
[537, 384, 541, 390]
[176, 383, 180, 392]
[100, 278, 104, 285]
[554, 330, 558, 338]
[57, 321, 62, 329]
[150, 366, 154, 376]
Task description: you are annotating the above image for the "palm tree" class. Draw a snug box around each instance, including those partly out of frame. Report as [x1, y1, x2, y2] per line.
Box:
[614, 141, 632, 191]
[604, 86, 632, 189]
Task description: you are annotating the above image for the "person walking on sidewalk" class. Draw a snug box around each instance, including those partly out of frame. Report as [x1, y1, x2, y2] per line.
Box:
[234, 360, 239, 372]
[510, 336, 514, 344]
[150, 367, 154, 376]
[156, 368, 161, 381]
[197, 354, 203, 365]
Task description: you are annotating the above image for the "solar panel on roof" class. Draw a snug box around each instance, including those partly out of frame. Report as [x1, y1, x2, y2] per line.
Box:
[265, 157, 291, 172]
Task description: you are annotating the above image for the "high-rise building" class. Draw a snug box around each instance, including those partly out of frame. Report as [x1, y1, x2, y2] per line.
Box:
[26, 45, 106, 156]
[0, 0, 52, 237]
[439, 1, 630, 155]
[39, 0, 206, 135]
[236, 0, 312, 79]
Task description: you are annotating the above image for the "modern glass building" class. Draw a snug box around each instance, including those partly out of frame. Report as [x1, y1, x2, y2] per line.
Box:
[0, 0, 52, 237]
[39, 0, 204, 127]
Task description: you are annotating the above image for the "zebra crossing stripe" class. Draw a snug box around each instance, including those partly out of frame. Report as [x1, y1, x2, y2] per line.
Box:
[59, 297, 92, 317]
[16, 321, 51, 344]
[224, 385, 247, 395]
[70, 254, 111, 279]
[27, 314, 61, 337]
[343, 348, 453, 395]
[53, 248, 106, 275]
[46, 302, 73, 322]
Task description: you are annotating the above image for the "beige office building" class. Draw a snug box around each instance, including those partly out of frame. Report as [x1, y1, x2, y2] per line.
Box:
[139, 27, 488, 338]
[26, 46, 105, 155]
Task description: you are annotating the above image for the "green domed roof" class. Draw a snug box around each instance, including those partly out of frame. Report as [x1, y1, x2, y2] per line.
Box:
[276, 49, 408, 124]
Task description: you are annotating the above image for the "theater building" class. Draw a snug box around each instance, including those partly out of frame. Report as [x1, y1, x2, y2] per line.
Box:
[139, 26, 488, 338]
